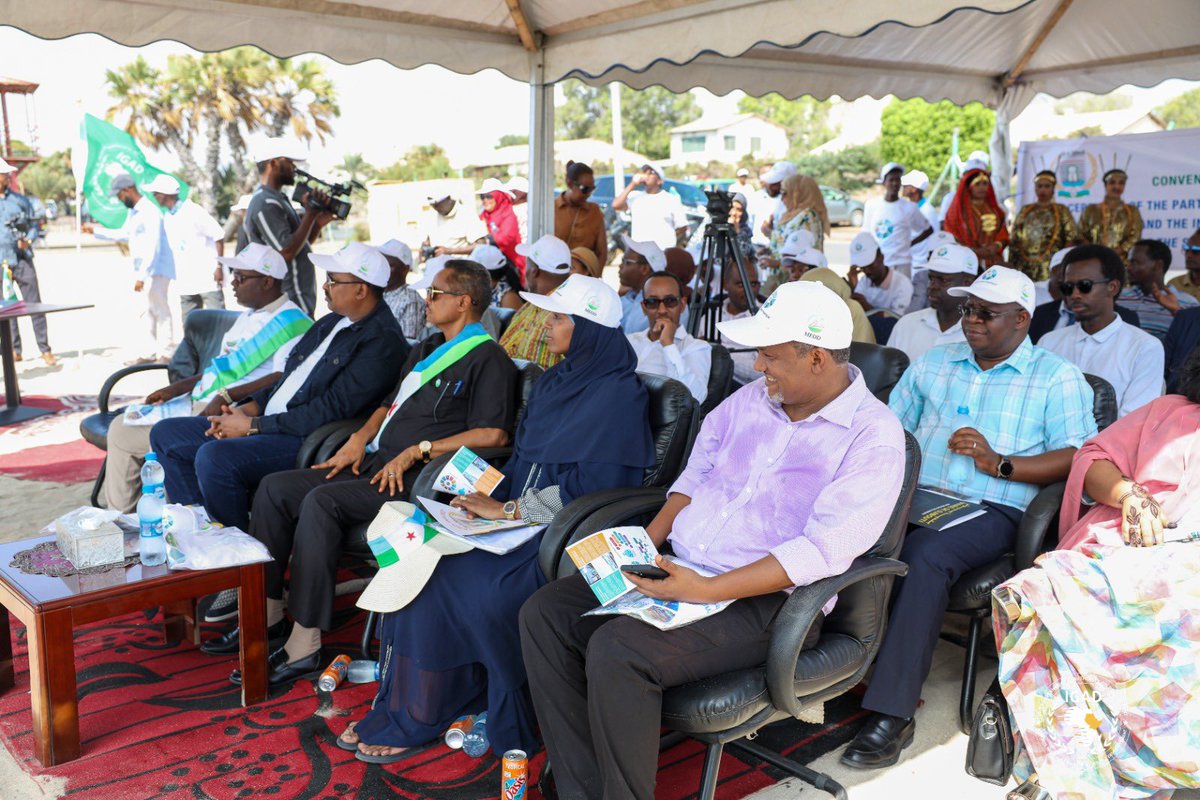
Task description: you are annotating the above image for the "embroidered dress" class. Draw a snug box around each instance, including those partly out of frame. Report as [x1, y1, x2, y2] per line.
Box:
[1080, 202, 1143, 262]
[1010, 203, 1079, 281]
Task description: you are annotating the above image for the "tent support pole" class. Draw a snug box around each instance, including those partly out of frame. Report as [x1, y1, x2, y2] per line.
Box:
[1004, 0, 1074, 87]
[528, 52, 555, 241]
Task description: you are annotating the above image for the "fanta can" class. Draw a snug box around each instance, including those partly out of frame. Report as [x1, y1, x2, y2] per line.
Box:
[501, 749, 528, 800]
[317, 654, 352, 692]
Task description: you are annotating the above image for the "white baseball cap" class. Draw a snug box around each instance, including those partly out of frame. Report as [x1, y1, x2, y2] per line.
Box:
[925, 231, 958, 251]
[311, 241, 391, 288]
[948, 265, 1036, 314]
[144, 173, 181, 195]
[641, 163, 666, 181]
[470, 243, 508, 272]
[761, 161, 797, 184]
[620, 235, 667, 271]
[251, 137, 308, 164]
[505, 176, 529, 195]
[217, 243, 288, 280]
[376, 239, 413, 267]
[356, 502, 473, 614]
[1049, 247, 1075, 272]
[516, 234, 571, 274]
[519, 274, 622, 328]
[901, 169, 929, 192]
[410, 254, 450, 290]
[925, 243, 979, 276]
[784, 228, 816, 251]
[968, 150, 990, 165]
[231, 193, 253, 213]
[736, 168, 750, 178]
[877, 162, 905, 183]
[477, 177, 513, 198]
[0, 158, 15, 175]
[849, 231, 881, 268]
[779, 240, 827, 269]
[718, 281, 853, 350]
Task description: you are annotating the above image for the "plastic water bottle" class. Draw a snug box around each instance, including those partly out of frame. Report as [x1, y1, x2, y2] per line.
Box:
[462, 712, 489, 757]
[137, 485, 167, 566]
[946, 405, 974, 490]
[141, 452, 166, 498]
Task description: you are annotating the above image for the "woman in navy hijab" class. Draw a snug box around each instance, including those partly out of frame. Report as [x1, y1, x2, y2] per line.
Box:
[345, 275, 655, 762]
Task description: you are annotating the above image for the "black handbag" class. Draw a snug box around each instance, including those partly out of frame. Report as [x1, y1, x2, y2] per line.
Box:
[964, 677, 1014, 785]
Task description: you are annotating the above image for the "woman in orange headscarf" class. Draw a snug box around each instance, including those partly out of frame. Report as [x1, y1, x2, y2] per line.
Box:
[944, 168, 1009, 268]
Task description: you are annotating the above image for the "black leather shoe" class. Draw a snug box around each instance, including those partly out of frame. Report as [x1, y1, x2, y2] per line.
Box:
[201, 620, 289, 655]
[230, 646, 322, 687]
[840, 712, 915, 769]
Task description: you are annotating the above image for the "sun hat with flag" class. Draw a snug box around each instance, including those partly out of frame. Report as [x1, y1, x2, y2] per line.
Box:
[357, 502, 474, 614]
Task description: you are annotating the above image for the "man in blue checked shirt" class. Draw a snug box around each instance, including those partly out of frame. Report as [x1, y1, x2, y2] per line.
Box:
[841, 265, 1097, 770]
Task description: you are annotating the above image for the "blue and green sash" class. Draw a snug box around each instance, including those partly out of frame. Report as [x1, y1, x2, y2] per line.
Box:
[191, 307, 313, 401]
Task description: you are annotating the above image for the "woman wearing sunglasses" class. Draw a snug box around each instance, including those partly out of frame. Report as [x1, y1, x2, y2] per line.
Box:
[554, 160, 608, 266]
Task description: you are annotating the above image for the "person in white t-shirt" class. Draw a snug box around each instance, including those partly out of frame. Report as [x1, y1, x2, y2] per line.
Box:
[149, 174, 227, 318]
[901, 170, 939, 262]
[613, 164, 689, 250]
[848, 232, 914, 317]
[1038, 245, 1164, 418]
[757, 160, 796, 239]
[861, 162, 933, 278]
[627, 271, 713, 403]
[887, 243, 976, 361]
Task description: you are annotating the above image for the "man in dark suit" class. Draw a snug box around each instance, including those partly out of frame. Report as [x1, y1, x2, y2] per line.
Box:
[1164, 306, 1200, 392]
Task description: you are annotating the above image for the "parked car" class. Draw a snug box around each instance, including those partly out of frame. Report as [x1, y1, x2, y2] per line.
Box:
[821, 185, 864, 227]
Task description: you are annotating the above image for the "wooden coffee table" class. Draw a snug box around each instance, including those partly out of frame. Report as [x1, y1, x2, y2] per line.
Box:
[0, 535, 268, 766]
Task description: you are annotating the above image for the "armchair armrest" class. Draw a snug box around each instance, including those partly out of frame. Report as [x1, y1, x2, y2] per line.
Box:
[538, 487, 668, 582]
[98, 364, 171, 414]
[765, 556, 908, 717]
[409, 447, 513, 501]
[1013, 481, 1066, 571]
[295, 418, 368, 470]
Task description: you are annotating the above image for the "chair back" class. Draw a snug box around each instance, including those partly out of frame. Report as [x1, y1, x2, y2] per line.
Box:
[638, 373, 699, 489]
[511, 359, 545, 430]
[698, 344, 734, 419]
[493, 306, 518, 336]
[167, 308, 240, 381]
[822, 431, 920, 644]
[1084, 373, 1117, 431]
[849, 341, 910, 403]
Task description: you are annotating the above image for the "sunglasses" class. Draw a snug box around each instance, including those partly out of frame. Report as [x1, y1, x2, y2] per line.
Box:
[427, 287, 468, 301]
[1183, 245, 1200, 254]
[642, 296, 681, 309]
[958, 304, 1023, 322]
[1058, 279, 1108, 296]
[573, 183, 595, 194]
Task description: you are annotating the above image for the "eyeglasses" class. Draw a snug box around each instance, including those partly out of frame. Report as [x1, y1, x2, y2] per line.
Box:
[642, 296, 681, 309]
[427, 287, 468, 301]
[230, 272, 266, 285]
[1058, 279, 1106, 296]
[323, 277, 366, 287]
[958, 304, 1023, 322]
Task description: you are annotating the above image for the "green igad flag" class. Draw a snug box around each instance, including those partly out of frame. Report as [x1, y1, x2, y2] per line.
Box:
[79, 113, 190, 229]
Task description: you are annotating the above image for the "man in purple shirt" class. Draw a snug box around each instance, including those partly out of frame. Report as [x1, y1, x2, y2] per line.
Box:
[520, 281, 906, 800]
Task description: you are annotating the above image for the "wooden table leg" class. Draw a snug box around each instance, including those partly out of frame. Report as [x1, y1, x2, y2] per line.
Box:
[0, 609, 13, 691]
[162, 599, 199, 646]
[237, 564, 268, 706]
[27, 608, 79, 765]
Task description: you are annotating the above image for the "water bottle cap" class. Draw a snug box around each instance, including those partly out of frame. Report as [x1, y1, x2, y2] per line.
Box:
[145, 452, 158, 462]
[956, 405, 970, 414]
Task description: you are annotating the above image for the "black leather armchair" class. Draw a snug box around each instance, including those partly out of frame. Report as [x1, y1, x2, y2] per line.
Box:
[848, 341, 909, 403]
[946, 373, 1118, 732]
[698, 344, 734, 419]
[80, 308, 240, 507]
[545, 433, 921, 800]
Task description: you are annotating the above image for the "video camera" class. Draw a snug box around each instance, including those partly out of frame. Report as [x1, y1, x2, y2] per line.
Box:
[704, 190, 734, 225]
[4, 214, 32, 238]
[292, 169, 363, 220]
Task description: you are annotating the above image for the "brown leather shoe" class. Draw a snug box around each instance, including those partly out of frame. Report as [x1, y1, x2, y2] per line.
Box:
[41, 352, 58, 366]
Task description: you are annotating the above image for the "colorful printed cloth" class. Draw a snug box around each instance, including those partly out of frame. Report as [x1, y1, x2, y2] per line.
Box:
[993, 542, 1200, 799]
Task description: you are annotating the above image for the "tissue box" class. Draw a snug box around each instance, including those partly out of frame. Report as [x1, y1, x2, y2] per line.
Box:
[55, 512, 125, 569]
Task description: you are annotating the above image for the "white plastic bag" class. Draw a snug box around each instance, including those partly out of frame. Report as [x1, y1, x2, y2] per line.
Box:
[162, 504, 272, 571]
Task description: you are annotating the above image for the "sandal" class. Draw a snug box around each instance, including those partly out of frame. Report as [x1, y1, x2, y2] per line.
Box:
[355, 743, 410, 764]
[337, 722, 361, 752]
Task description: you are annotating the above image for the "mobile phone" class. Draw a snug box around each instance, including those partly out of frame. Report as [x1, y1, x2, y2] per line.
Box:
[621, 564, 669, 580]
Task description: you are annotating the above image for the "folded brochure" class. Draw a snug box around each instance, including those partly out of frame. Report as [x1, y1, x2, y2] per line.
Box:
[566, 526, 730, 630]
[434, 446, 506, 496]
[909, 487, 988, 531]
[123, 395, 193, 427]
[417, 496, 544, 555]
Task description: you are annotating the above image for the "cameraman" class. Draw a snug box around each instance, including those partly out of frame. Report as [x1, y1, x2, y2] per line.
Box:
[0, 158, 54, 366]
[242, 140, 334, 315]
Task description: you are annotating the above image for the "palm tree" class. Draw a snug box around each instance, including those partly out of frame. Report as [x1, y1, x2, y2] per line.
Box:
[334, 153, 375, 184]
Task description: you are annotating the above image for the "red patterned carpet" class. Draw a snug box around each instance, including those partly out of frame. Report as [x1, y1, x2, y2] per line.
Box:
[0, 607, 865, 799]
[0, 395, 105, 484]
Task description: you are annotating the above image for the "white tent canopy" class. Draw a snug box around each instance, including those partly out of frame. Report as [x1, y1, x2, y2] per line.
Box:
[5, 0, 1197, 227]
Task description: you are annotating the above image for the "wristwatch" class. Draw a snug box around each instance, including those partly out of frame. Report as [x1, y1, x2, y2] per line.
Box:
[503, 500, 518, 521]
[996, 456, 1014, 480]
[419, 440, 433, 463]
[217, 388, 234, 405]
[247, 417, 261, 436]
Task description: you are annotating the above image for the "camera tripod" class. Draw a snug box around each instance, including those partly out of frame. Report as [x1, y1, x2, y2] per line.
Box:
[686, 191, 759, 342]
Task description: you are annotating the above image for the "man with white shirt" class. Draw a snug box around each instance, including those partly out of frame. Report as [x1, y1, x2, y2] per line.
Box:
[618, 235, 667, 334]
[848, 232, 914, 317]
[1029, 248, 1141, 344]
[861, 162, 933, 279]
[757, 160, 797, 239]
[887, 244, 974, 361]
[1039, 245, 1164, 417]
[84, 173, 177, 363]
[627, 271, 712, 403]
[101, 244, 311, 512]
[148, 174, 226, 318]
[902, 170, 939, 264]
[613, 164, 688, 250]
[151, 242, 409, 532]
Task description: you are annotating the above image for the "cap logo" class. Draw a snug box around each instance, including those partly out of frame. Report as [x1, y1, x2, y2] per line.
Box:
[762, 291, 779, 311]
[936, 246, 949, 257]
[804, 316, 825, 340]
[981, 267, 999, 282]
[585, 294, 600, 315]
[358, 263, 370, 275]
[853, 242, 864, 252]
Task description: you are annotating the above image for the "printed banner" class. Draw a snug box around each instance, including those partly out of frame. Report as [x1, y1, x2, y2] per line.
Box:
[1016, 128, 1200, 254]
